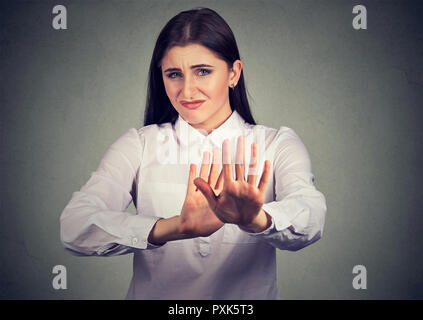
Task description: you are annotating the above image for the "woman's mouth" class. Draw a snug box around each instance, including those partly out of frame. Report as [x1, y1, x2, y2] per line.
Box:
[180, 100, 205, 110]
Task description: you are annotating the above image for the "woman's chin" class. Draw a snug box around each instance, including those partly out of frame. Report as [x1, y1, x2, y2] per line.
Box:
[180, 111, 204, 124]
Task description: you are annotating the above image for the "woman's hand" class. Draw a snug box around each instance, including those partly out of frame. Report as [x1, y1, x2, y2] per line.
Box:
[178, 148, 225, 238]
[193, 136, 272, 233]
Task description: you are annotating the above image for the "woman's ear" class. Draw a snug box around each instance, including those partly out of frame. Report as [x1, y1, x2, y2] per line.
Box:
[230, 60, 243, 84]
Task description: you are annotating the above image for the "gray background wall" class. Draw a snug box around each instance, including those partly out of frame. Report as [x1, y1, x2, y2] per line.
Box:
[1, 0, 422, 299]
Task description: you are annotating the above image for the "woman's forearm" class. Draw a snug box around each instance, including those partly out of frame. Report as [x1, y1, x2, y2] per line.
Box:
[147, 215, 188, 245]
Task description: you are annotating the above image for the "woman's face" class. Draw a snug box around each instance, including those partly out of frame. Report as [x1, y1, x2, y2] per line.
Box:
[161, 43, 242, 133]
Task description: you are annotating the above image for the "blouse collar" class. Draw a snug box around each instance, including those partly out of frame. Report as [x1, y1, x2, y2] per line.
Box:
[174, 110, 247, 147]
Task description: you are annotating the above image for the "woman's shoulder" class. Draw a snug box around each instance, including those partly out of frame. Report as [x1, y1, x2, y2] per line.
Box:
[109, 123, 169, 150]
[134, 122, 173, 138]
[249, 122, 301, 142]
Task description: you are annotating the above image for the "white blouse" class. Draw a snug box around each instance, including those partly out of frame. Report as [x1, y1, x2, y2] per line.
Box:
[60, 110, 327, 299]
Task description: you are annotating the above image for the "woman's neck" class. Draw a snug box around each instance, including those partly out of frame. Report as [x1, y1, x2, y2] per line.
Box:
[190, 105, 233, 135]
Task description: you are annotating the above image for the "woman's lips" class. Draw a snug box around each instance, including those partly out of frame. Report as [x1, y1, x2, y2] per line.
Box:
[180, 100, 205, 110]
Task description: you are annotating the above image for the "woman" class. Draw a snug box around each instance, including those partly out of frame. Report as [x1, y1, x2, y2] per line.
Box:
[60, 7, 327, 300]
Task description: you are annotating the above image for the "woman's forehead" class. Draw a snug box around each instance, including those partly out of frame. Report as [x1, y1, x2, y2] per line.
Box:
[161, 44, 223, 68]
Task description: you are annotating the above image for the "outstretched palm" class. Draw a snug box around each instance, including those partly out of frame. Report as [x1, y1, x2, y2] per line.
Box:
[179, 149, 224, 237]
[194, 136, 271, 231]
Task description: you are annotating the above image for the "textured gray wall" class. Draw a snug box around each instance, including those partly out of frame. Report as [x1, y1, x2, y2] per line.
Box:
[1, 0, 422, 299]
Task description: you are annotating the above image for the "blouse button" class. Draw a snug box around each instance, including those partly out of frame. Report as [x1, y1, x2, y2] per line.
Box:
[199, 243, 210, 257]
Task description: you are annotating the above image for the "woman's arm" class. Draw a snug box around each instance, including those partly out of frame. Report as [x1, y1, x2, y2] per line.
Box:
[193, 129, 326, 251]
[60, 128, 163, 256]
[147, 216, 184, 245]
[247, 127, 327, 251]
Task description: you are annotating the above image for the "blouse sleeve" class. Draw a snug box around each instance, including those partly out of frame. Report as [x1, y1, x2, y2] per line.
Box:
[60, 128, 163, 256]
[247, 126, 327, 251]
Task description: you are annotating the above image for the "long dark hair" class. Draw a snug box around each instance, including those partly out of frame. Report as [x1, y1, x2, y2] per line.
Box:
[143, 7, 256, 126]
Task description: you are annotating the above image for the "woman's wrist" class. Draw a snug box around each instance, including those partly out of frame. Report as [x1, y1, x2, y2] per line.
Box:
[238, 209, 272, 234]
[147, 209, 273, 244]
[147, 215, 187, 245]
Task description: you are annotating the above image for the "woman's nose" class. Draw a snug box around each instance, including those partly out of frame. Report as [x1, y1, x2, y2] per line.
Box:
[182, 75, 197, 98]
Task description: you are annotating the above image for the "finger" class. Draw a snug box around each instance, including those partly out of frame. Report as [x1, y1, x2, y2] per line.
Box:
[257, 160, 271, 193]
[235, 136, 245, 181]
[222, 139, 233, 182]
[199, 151, 211, 181]
[194, 177, 217, 208]
[247, 142, 258, 185]
[187, 163, 197, 193]
[208, 148, 221, 187]
[215, 169, 224, 191]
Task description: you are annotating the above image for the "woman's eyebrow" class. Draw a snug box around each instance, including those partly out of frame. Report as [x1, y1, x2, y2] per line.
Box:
[163, 64, 214, 73]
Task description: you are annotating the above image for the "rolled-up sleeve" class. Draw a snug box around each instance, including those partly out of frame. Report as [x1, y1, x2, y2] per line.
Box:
[248, 127, 327, 251]
[60, 128, 163, 257]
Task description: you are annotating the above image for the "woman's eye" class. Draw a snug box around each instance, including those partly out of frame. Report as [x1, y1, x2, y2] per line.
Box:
[166, 69, 211, 79]
[198, 69, 211, 76]
[167, 72, 181, 79]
